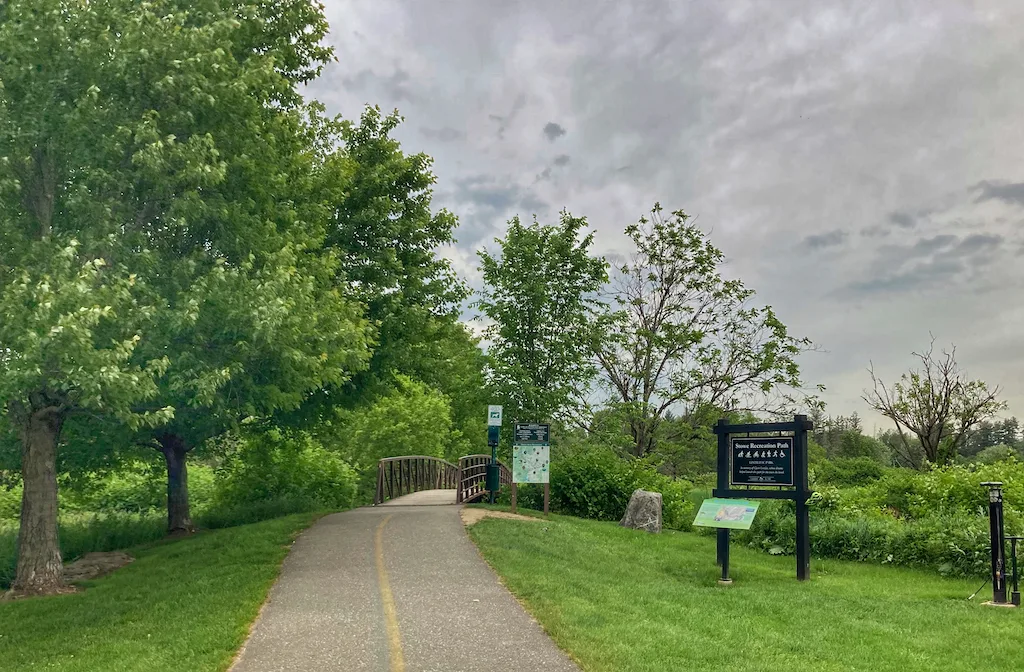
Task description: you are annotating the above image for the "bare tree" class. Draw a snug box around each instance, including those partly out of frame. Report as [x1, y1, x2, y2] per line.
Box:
[863, 338, 1005, 466]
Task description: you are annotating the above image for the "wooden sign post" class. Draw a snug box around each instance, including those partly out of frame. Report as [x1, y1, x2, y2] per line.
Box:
[712, 414, 813, 582]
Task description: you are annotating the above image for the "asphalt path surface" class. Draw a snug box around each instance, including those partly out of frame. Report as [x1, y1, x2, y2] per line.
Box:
[232, 496, 578, 671]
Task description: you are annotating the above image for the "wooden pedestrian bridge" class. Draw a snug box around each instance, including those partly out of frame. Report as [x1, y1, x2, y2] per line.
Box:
[373, 454, 512, 506]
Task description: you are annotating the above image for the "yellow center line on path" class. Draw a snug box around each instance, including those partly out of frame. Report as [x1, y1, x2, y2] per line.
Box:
[375, 514, 405, 672]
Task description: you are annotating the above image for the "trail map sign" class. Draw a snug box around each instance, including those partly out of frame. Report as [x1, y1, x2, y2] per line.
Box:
[693, 498, 760, 530]
[513, 422, 550, 484]
[513, 445, 550, 483]
[712, 415, 813, 583]
[731, 437, 794, 486]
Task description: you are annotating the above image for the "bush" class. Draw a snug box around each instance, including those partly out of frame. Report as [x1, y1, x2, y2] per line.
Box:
[519, 447, 693, 529]
[213, 429, 358, 511]
[969, 445, 1022, 465]
[0, 484, 20, 520]
[60, 461, 216, 515]
[736, 459, 1024, 576]
[814, 457, 884, 487]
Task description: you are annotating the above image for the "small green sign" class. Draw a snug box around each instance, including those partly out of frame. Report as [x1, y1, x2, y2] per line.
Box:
[693, 498, 760, 530]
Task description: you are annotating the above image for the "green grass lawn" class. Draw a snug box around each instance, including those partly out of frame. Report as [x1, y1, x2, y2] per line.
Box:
[0, 512, 320, 671]
[468, 510, 1022, 672]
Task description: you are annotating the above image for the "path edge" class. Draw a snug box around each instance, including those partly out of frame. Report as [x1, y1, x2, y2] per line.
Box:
[226, 511, 330, 671]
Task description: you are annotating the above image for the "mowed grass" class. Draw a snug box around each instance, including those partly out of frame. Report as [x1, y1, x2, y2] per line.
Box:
[468, 512, 1022, 672]
[0, 512, 320, 672]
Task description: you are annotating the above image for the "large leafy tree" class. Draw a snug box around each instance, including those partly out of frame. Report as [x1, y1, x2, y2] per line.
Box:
[476, 211, 608, 425]
[0, 245, 170, 594]
[323, 107, 467, 398]
[0, 0, 371, 596]
[105, 2, 372, 534]
[864, 339, 1005, 466]
[594, 204, 813, 458]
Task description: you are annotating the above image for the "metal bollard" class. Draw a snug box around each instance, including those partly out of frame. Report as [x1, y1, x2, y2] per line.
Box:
[1009, 536, 1022, 607]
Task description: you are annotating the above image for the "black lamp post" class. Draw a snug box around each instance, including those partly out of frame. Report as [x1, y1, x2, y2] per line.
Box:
[982, 481, 1008, 605]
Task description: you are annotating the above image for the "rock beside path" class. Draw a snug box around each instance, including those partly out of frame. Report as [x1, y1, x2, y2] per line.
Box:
[619, 489, 662, 533]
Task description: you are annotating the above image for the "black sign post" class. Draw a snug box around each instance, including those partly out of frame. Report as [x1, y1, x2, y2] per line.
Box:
[713, 415, 813, 582]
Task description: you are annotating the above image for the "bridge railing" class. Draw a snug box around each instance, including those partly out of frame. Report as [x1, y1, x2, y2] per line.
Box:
[456, 454, 512, 504]
[374, 454, 512, 505]
[374, 456, 460, 506]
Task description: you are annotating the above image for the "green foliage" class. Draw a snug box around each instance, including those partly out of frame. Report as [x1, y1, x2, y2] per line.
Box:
[333, 375, 454, 466]
[740, 459, 1024, 576]
[0, 243, 171, 430]
[477, 211, 607, 425]
[968, 444, 1021, 465]
[213, 429, 358, 511]
[0, 484, 20, 519]
[814, 457, 885, 487]
[59, 461, 216, 515]
[521, 447, 694, 529]
[315, 106, 467, 403]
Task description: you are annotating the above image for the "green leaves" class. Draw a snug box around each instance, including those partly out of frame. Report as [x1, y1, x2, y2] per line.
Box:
[0, 240, 170, 428]
[476, 211, 608, 424]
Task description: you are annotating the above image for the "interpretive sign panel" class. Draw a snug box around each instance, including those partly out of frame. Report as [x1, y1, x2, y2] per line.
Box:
[731, 436, 794, 486]
[514, 422, 550, 445]
[693, 498, 760, 530]
[513, 444, 550, 483]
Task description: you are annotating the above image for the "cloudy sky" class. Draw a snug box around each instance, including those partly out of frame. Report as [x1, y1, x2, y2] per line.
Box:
[306, 0, 1024, 430]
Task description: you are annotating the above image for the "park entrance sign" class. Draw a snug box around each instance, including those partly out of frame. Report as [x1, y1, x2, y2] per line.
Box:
[707, 415, 813, 583]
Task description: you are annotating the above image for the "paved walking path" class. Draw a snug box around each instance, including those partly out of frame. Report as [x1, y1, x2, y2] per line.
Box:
[232, 500, 578, 672]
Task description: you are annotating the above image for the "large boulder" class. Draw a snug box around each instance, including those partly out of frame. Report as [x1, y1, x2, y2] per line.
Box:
[619, 489, 662, 533]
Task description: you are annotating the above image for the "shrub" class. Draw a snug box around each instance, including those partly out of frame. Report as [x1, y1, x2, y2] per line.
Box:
[737, 459, 1024, 576]
[970, 445, 1022, 465]
[213, 429, 358, 511]
[814, 457, 884, 487]
[60, 461, 217, 515]
[530, 447, 693, 529]
[0, 484, 20, 520]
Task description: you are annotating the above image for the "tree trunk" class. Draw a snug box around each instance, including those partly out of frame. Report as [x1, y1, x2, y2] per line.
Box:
[12, 407, 65, 594]
[157, 434, 195, 535]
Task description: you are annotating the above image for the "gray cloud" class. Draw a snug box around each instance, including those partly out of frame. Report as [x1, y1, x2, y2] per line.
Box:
[803, 230, 848, 249]
[888, 212, 916, 228]
[974, 180, 1024, 206]
[309, 0, 1024, 422]
[342, 67, 418, 103]
[420, 126, 465, 142]
[553, 154, 571, 167]
[491, 94, 527, 140]
[542, 122, 566, 142]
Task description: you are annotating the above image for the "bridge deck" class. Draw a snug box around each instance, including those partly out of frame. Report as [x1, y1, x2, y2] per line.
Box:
[379, 489, 458, 506]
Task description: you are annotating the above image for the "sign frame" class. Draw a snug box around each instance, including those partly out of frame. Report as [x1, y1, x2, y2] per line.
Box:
[712, 415, 813, 583]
